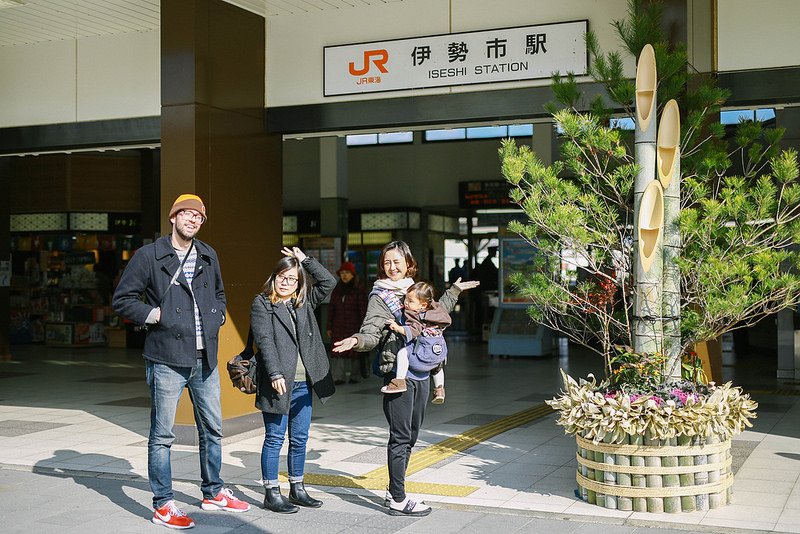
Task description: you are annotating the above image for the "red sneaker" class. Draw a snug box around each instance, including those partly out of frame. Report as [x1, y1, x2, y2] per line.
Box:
[201, 487, 250, 513]
[152, 500, 195, 530]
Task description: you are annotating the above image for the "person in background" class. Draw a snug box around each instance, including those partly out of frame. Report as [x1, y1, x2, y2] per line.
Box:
[327, 262, 368, 385]
[250, 247, 337, 514]
[471, 246, 499, 336]
[112, 194, 250, 530]
[447, 259, 466, 287]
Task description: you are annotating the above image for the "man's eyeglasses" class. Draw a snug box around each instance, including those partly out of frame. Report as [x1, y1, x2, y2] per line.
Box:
[179, 210, 205, 223]
[276, 274, 298, 286]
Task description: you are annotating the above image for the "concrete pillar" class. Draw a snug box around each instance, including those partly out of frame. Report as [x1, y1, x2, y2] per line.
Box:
[319, 137, 348, 244]
[0, 157, 9, 360]
[161, 0, 282, 442]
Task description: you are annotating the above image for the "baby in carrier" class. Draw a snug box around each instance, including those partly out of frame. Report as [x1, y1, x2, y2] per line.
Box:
[382, 281, 450, 404]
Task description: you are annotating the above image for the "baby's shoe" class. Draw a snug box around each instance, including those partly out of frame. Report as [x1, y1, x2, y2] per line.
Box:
[381, 378, 407, 394]
[432, 385, 445, 404]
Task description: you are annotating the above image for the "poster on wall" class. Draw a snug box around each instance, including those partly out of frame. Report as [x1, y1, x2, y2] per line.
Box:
[324, 20, 587, 96]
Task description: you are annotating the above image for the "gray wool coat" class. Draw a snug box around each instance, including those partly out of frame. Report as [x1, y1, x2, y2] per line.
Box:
[250, 257, 337, 415]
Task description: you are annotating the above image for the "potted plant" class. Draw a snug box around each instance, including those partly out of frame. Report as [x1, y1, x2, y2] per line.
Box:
[500, 0, 798, 512]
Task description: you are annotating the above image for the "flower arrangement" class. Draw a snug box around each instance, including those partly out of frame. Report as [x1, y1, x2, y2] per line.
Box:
[546, 346, 758, 443]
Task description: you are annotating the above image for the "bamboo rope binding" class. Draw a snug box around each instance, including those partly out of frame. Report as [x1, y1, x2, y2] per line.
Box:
[576, 452, 731, 475]
[576, 434, 729, 456]
[574, 434, 733, 510]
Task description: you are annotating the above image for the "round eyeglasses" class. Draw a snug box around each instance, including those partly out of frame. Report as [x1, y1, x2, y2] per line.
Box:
[276, 273, 298, 286]
[179, 210, 205, 223]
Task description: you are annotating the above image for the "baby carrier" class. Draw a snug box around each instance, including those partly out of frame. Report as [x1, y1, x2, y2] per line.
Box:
[372, 289, 447, 374]
[407, 324, 448, 372]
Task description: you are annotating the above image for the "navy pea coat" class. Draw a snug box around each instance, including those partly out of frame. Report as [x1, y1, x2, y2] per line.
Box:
[251, 257, 337, 415]
[112, 235, 226, 368]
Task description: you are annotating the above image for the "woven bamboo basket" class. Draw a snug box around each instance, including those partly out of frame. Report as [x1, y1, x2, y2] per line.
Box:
[575, 432, 733, 513]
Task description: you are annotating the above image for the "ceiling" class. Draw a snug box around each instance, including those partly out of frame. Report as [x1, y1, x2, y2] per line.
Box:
[0, 0, 403, 47]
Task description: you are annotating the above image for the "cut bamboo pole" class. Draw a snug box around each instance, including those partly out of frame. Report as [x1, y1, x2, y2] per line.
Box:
[677, 434, 696, 511]
[616, 433, 633, 511]
[726, 444, 733, 504]
[638, 180, 664, 274]
[584, 433, 597, 504]
[645, 432, 664, 513]
[707, 434, 723, 508]
[657, 100, 680, 189]
[633, 43, 662, 357]
[659, 99, 682, 378]
[635, 44, 657, 134]
[694, 435, 709, 511]
[603, 433, 617, 509]
[580, 437, 590, 501]
[595, 442, 606, 507]
[662, 436, 680, 513]
[630, 433, 647, 512]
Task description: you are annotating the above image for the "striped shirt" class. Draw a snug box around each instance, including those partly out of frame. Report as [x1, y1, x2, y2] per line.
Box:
[175, 246, 205, 350]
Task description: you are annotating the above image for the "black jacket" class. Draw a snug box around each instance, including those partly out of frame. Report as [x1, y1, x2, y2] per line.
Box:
[112, 235, 226, 368]
[251, 257, 336, 415]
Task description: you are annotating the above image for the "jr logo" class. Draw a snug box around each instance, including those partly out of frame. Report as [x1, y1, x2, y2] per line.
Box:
[349, 49, 389, 76]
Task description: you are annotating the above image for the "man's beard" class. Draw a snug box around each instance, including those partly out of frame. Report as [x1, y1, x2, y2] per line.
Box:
[175, 223, 197, 242]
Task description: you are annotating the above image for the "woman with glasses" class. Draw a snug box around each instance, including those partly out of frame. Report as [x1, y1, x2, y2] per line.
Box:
[250, 247, 337, 513]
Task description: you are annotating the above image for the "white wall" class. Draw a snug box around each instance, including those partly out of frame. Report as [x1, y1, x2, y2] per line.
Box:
[0, 39, 77, 127]
[9, 0, 798, 128]
[0, 30, 159, 128]
[76, 31, 160, 122]
[717, 0, 800, 72]
[266, 0, 630, 107]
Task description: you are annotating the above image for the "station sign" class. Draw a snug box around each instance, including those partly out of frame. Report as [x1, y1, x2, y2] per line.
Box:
[324, 20, 588, 96]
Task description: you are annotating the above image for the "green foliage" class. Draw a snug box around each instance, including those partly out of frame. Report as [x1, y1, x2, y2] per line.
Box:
[609, 345, 667, 392]
[502, 0, 800, 379]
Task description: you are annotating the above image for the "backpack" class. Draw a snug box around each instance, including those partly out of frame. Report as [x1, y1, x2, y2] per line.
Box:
[372, 288, 448, 374]
[407, 328, 448, 372]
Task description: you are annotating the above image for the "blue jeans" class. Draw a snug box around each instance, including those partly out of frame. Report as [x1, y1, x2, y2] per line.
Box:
[261, 381, 312, 486]
[145, 355, 223, 508]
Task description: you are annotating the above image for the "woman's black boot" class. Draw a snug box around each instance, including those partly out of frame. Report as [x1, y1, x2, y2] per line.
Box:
[263, 486, 299, 513]
[289, 482, 323, 508]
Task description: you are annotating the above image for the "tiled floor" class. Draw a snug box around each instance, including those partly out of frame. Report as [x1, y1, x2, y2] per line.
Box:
[1, 336, 799, 532]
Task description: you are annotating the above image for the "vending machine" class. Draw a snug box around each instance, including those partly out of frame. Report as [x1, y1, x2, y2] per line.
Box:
[487, 236, 552, 357]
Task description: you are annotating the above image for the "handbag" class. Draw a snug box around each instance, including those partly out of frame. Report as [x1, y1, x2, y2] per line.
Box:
[226, 326, 258, 394]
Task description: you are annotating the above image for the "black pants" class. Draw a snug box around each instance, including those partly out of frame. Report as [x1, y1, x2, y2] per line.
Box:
[383, 374, 429, 502]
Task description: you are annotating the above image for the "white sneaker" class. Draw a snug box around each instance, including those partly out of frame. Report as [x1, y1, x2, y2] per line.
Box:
[388, 496, 431, 516]
[383, 489, 391, 508]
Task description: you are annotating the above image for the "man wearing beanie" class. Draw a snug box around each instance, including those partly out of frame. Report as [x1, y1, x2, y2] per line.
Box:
[113, 194, 250, 529]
